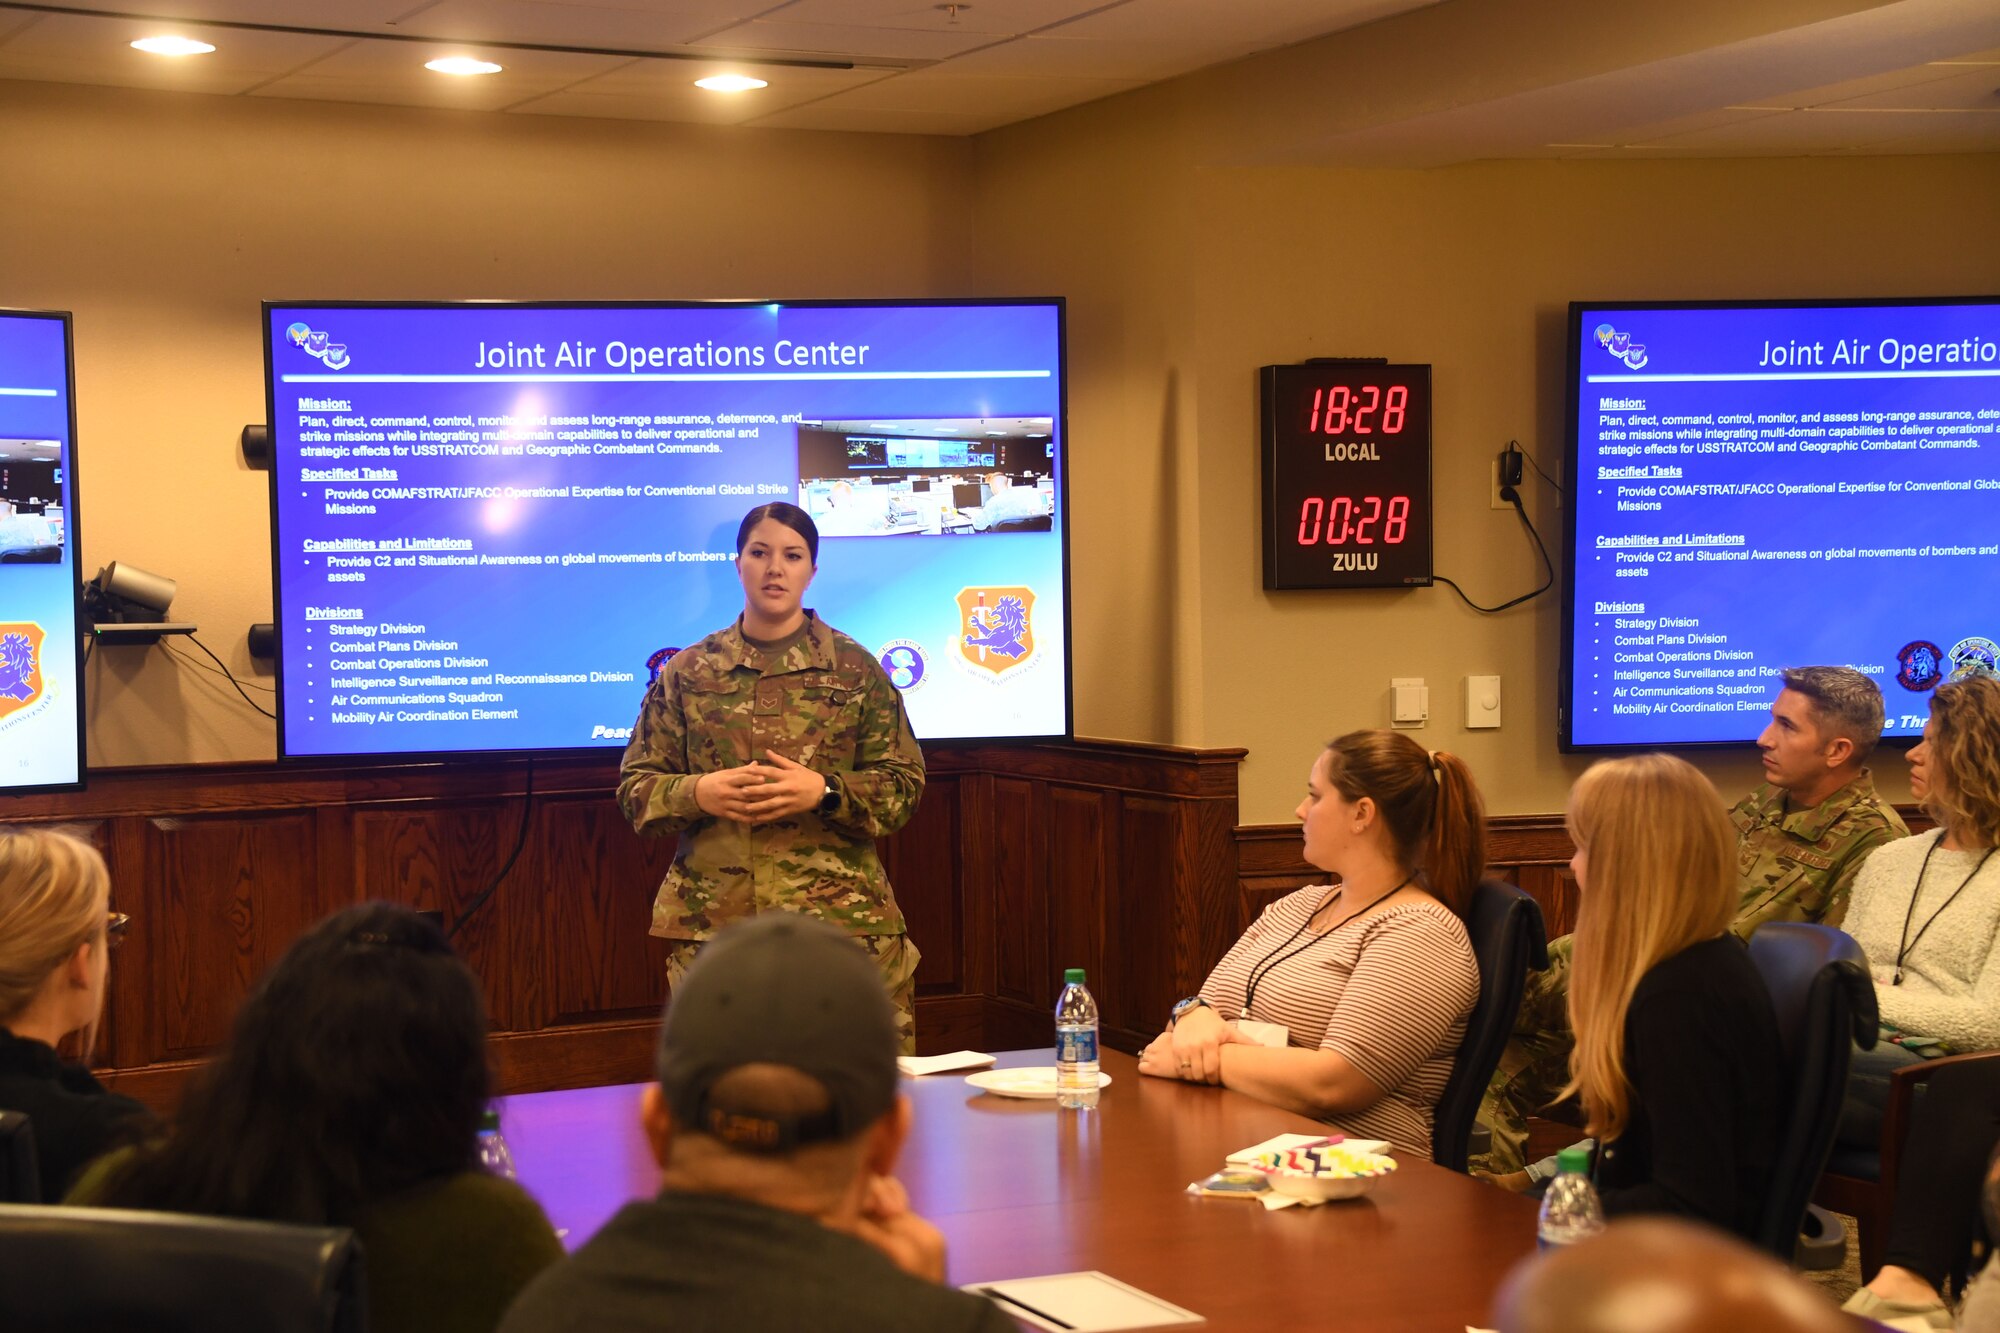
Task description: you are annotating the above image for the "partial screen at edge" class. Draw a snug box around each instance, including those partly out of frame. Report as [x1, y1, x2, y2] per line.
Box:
[263, 300, 1070, 759]
[0, 310, 84, 791]
[1562, 296, 2000, 751]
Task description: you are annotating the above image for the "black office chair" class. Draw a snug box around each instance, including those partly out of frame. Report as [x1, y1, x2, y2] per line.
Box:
[1745, 922, 1878, 1264]
[0, 1204, 366, 1333]
[1433, 878, 1549, 1171]
[0, 1111, 40, 1203]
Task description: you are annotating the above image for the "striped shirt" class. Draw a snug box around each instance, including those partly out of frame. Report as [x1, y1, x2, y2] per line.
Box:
[1199, 886, 1479, 1158]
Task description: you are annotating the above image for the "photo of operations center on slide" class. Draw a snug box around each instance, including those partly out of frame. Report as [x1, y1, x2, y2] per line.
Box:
[799, 418, 1056, 537]
[1562, 296, 2000, 751]
[262, 299, 1071, 762]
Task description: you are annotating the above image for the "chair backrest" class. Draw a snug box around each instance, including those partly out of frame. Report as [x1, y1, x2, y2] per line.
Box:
[1746, 922, 1879, 1262]
[0, 1204, 366, 1333]
[0, 1111, 42, 1204]
[1433, 878, 1549, 1170]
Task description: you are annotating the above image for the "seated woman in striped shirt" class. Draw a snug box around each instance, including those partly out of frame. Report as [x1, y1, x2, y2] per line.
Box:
[1138, 731, 1483, 1158]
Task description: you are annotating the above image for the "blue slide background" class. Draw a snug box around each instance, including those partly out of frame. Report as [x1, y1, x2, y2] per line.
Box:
[1568, 300, 2000, 747]
[266, 303, 1067, 759]
[0, 313, 82, 789]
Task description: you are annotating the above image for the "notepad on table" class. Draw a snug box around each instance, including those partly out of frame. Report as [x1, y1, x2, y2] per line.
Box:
[1224, 1132, 1391, 1164]
[969, 1272, 1203, 1331]
[897, 1050, 997, 1077]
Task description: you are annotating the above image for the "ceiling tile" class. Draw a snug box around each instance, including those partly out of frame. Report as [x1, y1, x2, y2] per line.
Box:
[928, 33, 1260, 81]
[0, 12, 345, 95]
[247, 37, 628, 110]
[388, 0, 782, 51]
[20, 0, 415, 22]
[693, 17, 993, 61]
[800, 64, 1145, 118]
[1042, 0, 1438, 48]
[510, 57, 892, 122]
[1819, 64, 2000, 112]
[774, 0, 1105, 38]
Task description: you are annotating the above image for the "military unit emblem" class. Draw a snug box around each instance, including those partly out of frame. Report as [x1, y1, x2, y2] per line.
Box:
[0, 623, 46, 722]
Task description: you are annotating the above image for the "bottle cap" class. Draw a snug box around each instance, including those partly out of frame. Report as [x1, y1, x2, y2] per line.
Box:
[479, 1109, 501, 1132]
[1556, 1145, 1592, 1175]
[1064, 968, 1086, 984]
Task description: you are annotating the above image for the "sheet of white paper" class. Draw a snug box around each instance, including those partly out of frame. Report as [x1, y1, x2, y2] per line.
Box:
[897, 1050, 996, 1077]
[969, 1271, 1204, 1331]
[1224, 1132, 1390, 1163]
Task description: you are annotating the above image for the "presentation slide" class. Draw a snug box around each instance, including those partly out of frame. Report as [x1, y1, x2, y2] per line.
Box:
[0, 310, 84, 791]
[264, 301, 1069, 760]
[1565, 298, 2000, 749]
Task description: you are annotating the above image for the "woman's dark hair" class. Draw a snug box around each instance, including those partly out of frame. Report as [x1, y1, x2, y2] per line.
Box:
[92, 902, 489, 1225]
[735, 502, 819, 565]
[1322, 730, 1488, 917]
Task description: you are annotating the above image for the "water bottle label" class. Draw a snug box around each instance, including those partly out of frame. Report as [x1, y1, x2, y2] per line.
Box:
[1057, 1028, 1098, 1063]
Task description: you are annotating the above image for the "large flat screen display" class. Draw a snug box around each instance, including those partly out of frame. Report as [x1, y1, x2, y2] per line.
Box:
[1564, 297, 2000, 750]
[264, 300, 1069, 760]
[0, 309, 84, 791]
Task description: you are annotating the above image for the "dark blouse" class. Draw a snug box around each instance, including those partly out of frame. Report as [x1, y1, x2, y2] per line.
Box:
[0, 1026, 149, 1200]
[1594, 935, 1782, 1240]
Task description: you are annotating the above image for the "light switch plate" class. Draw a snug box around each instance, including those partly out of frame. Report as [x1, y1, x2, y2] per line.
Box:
[1391, 677, 1428, 728]
[1465, 674, 1501, 729]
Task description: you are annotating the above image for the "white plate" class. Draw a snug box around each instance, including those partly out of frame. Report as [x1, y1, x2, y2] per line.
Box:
[964, 1067, 1113, 1099]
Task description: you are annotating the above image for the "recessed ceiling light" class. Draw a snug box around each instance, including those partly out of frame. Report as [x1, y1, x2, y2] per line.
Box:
[695, 74, 768, 93]
[426, 55, 503, 76]
[131, 35, 215, 56]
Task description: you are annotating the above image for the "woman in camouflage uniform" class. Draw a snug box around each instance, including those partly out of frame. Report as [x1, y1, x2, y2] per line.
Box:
[616, 503, 927, 1050]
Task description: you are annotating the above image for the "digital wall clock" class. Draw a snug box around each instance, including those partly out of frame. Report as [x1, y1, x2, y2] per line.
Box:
[1260, 361, 1433, 589]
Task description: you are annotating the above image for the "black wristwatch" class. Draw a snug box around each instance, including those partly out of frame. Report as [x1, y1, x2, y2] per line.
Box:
[817, 777, 843, 816]
[1169, 996, 1211, 1028]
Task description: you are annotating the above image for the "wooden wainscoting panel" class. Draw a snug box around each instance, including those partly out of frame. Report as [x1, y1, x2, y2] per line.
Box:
[988, 776, 1047, 1010]
[880, 774, 962, 994]
[1110, 794, 1181, 1049]
[540, 796, 674, 1028]
[145, 811, 327, 1061]
[1045, 784, 1108, 1015]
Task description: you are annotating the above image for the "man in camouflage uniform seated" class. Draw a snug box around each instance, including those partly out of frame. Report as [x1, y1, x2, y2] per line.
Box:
[617, 610, 927, 1053]
[1472, 666, 1907, 1180]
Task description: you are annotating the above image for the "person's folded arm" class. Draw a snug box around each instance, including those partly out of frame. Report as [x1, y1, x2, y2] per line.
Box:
[1214, 1042, 1385, 1117]
[1875, 924, 2000, 1053]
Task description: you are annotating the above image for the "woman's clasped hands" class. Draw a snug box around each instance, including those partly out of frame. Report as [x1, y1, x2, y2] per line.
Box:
[694, 751, 828, 824]
[1138, 1004, 1244, 1085]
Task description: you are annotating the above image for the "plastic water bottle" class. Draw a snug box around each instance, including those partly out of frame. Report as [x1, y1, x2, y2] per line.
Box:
[1536, 1145, 1605, 1249]
[1055, 967, 1100, 1110]
[477, 1109, 517, 1179]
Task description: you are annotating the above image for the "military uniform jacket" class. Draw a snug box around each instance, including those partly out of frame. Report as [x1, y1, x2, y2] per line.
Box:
[1728, 769, 1907, 937]
[617, 612, 924, 940]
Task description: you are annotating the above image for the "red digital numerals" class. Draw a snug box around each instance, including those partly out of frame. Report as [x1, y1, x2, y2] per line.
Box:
[1295, 495, 1410, 546]
[1307, 385, 1408, 436]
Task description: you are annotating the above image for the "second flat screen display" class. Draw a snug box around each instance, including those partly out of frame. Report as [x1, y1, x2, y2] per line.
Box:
[264, 301, 1069, 759]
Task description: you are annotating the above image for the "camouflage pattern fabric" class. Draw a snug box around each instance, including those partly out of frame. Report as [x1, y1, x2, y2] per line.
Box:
[1470, 770, 1907, 1176]
[618, 611, 925, 951]
[667, 932, 923, 1056]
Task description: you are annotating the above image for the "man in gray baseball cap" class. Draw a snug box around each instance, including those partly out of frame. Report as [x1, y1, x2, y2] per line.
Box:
[498, 913, 1014, 1333]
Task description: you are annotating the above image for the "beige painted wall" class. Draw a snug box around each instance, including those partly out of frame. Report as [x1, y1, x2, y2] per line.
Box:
[972, 94, 2000, 821]
[0, 79, 972, 766]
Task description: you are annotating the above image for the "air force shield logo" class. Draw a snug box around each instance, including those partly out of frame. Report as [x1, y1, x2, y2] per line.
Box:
[954, 587, 1037, 682]
[0, 623, 47, 721]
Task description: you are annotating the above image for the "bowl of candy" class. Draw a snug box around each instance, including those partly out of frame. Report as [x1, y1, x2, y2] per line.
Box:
[1242, 1141, 1397, 1200]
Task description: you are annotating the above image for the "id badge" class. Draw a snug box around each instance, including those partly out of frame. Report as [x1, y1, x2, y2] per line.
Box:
[1235, 1020, 1290, 1048]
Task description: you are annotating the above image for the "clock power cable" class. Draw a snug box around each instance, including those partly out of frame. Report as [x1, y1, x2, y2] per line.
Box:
[1434, 480, 1555, 614]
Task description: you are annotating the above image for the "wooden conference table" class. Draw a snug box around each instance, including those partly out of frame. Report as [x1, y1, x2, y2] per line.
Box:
[498, 1048, 1539, 1331]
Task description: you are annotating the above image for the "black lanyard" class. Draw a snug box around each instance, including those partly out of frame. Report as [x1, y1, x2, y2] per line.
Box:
[1240, 873, 1413, 1018]
[1893, 837, 1996, 985]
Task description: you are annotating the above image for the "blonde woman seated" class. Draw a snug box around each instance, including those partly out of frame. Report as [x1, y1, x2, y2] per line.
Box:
[1560, 755, 1781, 1237]
[1137, 731, 1483, 1158]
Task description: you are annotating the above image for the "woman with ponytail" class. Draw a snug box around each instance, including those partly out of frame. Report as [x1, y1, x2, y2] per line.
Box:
[0, 829, 147, 1197]
[1560, 754, 1781, 1237]
[1137, 730, 1485, 1157]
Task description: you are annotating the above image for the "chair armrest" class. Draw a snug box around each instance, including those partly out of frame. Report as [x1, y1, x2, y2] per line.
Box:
[1880, 1049, 2000, 1192]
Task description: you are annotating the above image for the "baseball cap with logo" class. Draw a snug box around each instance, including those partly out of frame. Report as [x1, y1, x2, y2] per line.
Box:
[656, 913, 900, 1153]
